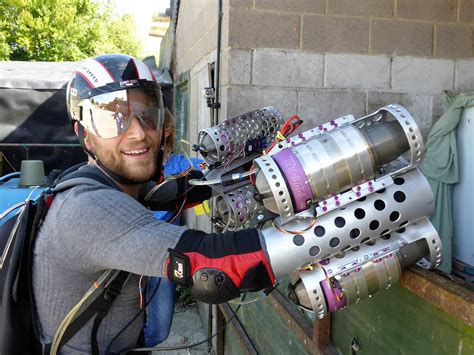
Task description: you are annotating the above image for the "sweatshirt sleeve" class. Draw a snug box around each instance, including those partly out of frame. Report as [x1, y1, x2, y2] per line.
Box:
[47, 184, 187, 277]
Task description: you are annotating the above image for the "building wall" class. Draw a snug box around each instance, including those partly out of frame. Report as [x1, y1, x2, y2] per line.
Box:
[176, 0, 474, 140]
[173, 2, 474, 353]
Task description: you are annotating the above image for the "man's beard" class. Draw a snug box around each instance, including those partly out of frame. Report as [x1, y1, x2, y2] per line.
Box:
[94, 144, 159, 183]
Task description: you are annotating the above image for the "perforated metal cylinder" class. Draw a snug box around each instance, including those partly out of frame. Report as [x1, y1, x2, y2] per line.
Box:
[262, 168, 435, 278]
[254, 104, 419, 219]
[215, 184, 264, 230]
[289, 218, 440, 319]
[197, 106, 284, 165]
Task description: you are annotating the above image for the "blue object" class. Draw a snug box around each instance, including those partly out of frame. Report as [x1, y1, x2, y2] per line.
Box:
[0, 178, 44, 226]
[144, 154, 204, 346]
[164, 154, 203, 176]
[144, 277, 176, 346]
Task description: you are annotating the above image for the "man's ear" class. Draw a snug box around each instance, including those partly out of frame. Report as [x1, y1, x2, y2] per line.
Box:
[73, 121, 80, 136]
[164, 127, 172, 138]
[74, 122, 93, 151]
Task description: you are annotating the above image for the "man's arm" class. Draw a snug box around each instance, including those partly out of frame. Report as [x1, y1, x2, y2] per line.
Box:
[53, 185, 274, 304]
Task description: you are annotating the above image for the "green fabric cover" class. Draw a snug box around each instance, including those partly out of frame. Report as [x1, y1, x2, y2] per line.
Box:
[420, 93, 474, 273]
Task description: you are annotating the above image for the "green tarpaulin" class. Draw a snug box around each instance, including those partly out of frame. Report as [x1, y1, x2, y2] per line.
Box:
[420, 93, 474, 273]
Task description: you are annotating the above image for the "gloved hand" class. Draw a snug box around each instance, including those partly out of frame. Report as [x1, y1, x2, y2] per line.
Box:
[167, 228, 276, 304]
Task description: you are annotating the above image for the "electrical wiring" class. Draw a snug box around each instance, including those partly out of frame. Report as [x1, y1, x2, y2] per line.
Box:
[50, 269, 117, 355]
[168, 194, 187, 224]
[188, 168, 259, 186]
[138, 275, 146, 310]
[264, 115, 303, 155]
[187, 176, 222, 186]
[271, 217, 317, 235]
[247, 114, 303, 186]
[104, 278, 162, 354]
[228, 291, 267, 306]
[120, 293, 247, 354]
[298, 264, 342, 303]
[318, 264, 343, 302]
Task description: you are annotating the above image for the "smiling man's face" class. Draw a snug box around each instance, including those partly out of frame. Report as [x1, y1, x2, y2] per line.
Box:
[86, 89, 162, 183]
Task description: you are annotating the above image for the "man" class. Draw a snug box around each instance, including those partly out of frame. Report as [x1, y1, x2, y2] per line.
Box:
[32, 54, 275, 354]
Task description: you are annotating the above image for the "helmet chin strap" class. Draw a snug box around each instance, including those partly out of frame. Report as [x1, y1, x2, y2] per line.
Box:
[77, 124, 165, 186]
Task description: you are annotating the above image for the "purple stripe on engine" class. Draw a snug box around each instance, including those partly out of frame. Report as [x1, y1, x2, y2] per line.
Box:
[320, 280, 346, 312]
[272, 149, 313, 212]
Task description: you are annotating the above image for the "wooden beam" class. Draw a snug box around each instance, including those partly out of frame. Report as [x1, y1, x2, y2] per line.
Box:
[218, 303, 258, 355]
[267, 290, 339, 354]
[401, 266, 474, 327]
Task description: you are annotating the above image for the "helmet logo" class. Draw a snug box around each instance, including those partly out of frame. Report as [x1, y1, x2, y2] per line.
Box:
[79, 65, 99, 84]
[70, 87, 78, 97]
[120, 80, 139, 88]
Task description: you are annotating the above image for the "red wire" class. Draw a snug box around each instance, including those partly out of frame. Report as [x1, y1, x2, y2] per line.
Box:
[264, 115, 303, 154]
[246, 115, 303, 184]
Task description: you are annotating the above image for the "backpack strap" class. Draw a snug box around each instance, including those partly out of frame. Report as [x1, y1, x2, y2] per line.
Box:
[54, 271, 130, 355]
[41, 164, 129, 354]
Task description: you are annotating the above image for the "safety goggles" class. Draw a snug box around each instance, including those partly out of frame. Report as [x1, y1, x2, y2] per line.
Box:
[78, 87, 164, 138]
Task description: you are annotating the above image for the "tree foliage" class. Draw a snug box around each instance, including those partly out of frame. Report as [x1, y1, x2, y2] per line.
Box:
[0, 0, 142, 61]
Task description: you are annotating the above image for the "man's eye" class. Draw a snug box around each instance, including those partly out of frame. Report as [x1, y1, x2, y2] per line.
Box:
[142, 112, 152, 122]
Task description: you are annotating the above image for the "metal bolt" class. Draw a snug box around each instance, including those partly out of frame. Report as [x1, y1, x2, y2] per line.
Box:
[351, 337, 360, 354]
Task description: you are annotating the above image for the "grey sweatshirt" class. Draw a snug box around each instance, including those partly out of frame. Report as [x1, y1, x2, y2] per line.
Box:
[32, 182, 187, 354]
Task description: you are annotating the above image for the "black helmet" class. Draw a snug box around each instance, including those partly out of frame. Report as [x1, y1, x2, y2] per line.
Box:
[66, 54, 165, 184]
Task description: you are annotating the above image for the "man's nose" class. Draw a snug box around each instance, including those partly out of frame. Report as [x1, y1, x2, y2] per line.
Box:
[126, 116, 146, 140]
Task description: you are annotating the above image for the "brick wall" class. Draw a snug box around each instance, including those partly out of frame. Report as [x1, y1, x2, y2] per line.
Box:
[175, 0, 474, 138]
[221, 48, 474, 136]
[175, 0, 219, 74]
[226, 0, 474, 58]
[219, 0, 474, 137]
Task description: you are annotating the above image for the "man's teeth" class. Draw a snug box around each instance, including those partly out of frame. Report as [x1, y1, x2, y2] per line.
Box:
[124, 149, 148, 155]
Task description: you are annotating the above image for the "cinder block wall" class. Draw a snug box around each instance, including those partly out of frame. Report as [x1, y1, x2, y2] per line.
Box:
[175, 0, 474, 138]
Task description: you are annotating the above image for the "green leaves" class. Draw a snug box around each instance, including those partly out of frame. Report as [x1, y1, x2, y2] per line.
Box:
[0, 0, 142, 61]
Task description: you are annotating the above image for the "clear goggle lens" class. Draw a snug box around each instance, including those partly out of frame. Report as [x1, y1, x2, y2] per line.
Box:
[79, 88, 164, 138]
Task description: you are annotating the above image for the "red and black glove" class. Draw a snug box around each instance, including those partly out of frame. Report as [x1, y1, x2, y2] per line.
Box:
[167, 228, 276, 304]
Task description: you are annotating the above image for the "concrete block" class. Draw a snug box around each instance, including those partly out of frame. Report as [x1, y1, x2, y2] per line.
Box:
[397, 0, 457, 22]
[328, 0, 394, 18]
[297, 90, 367, 127]
[206, 21, 218, 55]
[228, 9, 300, 49]
[190, 18, 205, 49]
[455, 59, 474, 92]
[436, 24, 474, 58]
[221, 48, 252, 85]
[367, 92, 434, 137]
[221, 5, 230, 49]
[187, 1, 205, 24]
[220, 86, 229, 120]
[204, 0, 218, 32]
[371, 20, 433, 56]
[253, 50, 324, 88]
[303, 15, 369, 53]
[176, 54, 192, 76]
[226, 85, 298, 119]
[459, 0, 474, 23]
[224, 0, 253, 9]
[392, 57, 455, 93]
[197, 36, 211, 62]
[325, 54, 391, 90]
[255, 0, 324, 13]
